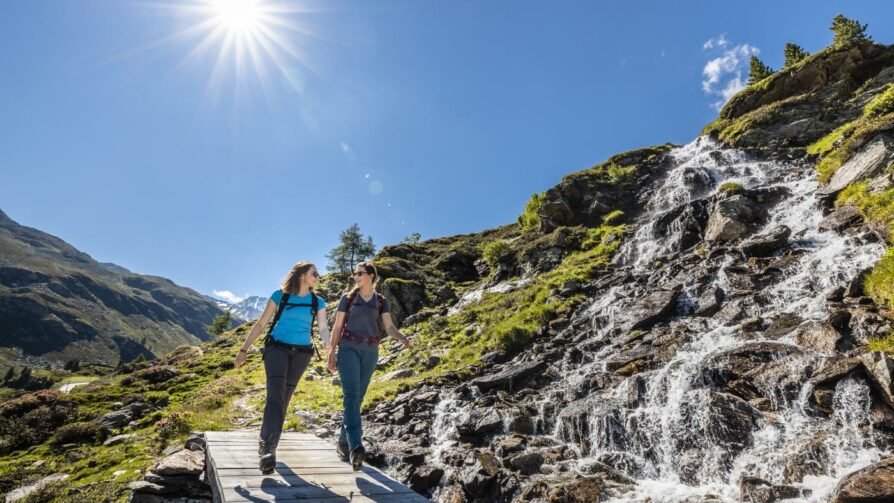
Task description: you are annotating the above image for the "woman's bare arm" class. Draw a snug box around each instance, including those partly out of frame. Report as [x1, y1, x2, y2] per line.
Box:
[381, 313, 411, 347]
[317, 307, 331, 349]
[240, 300, 276, 352]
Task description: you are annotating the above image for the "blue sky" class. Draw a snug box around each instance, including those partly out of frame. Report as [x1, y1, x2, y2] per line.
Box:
[1, 1, 892, 302]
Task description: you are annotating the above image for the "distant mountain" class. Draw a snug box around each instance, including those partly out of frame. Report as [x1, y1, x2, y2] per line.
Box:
[0, 209, 228, 369]
[225, 295, 267, 321]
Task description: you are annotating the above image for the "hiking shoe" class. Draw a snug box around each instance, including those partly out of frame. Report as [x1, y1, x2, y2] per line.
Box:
[336, 441, 349, 462]
[350, 445, 365, 471]
[259, 441, 276, 474]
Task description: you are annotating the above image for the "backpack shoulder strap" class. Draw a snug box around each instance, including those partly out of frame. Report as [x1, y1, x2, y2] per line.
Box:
[266, 291, 291, 338]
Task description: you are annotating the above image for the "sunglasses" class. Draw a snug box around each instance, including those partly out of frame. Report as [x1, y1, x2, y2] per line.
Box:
[307, 270, 320, 278]
[352, 271, 370, 277]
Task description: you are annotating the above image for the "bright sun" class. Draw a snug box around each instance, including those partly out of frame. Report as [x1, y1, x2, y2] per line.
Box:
[144, 0, 313, 98]
[213, 0, 260, 32]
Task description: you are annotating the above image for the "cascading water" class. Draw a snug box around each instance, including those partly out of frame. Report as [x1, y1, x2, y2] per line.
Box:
[427, 135, 888, 502]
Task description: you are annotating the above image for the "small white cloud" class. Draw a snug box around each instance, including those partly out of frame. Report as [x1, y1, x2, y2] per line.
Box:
[660, 48, 666, 59]
[365, 173, 370, 179]
[703, 34, 728, 50]
[340, 141, 351, 152]
[702, 41, 760, 110]
[213, 290, 243, 304]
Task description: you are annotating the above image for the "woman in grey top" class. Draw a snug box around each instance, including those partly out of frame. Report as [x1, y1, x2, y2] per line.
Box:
[327, 261, 412, 470]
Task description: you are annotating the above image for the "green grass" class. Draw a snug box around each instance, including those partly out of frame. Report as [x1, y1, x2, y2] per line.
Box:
[518, 192, 546, 231]
[718, 182, 744, 194]
[864, 84, 894, 119]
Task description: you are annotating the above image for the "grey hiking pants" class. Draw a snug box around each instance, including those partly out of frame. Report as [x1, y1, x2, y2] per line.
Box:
[259, 343, 312, 448]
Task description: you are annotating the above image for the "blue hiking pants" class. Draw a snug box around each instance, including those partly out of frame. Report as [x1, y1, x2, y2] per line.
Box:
[336, 342, 378, 451]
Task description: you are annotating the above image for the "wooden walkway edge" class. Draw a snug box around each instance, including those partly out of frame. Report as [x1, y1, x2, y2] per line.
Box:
[203, 430, 432, 502]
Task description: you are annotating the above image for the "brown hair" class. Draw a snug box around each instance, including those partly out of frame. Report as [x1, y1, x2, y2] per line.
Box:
[280, 261, 316, 295]
[347, 261, 379, 296]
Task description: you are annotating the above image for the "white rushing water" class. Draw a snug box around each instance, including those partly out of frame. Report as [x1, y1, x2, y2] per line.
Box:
[428, 136, 887, 502]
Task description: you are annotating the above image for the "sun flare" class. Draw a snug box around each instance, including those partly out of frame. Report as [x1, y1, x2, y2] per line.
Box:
[143, 0, 316, 99]
[212, 0, 261, 32]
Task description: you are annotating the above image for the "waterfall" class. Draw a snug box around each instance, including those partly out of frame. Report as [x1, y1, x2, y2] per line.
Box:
[428, 135, 888, 502]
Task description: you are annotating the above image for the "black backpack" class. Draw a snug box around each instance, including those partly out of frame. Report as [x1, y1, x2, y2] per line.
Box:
[263, 291, 321, 359]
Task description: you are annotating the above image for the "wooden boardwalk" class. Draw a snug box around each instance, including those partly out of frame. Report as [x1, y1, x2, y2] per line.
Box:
[204, 430, 432, 502]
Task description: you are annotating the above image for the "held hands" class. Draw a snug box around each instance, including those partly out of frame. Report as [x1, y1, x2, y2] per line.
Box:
[399, 336, 412, 350]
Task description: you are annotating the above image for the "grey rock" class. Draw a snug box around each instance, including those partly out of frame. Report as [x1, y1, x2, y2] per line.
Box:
[822, 135, 893, 195]
[831, 455, 894, 503]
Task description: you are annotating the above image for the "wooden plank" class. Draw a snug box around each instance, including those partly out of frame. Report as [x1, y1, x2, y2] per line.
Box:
[215, 471, 411, 490]
[203, 430, 432, 502]
[221, 488, 429, 503]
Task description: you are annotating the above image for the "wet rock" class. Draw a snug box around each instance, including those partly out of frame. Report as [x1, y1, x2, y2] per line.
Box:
[819, 205, 864, 233]
[860, 351, 894, 409]
[826, 286, 847, 302]
[699, 342, 809, 404]
[556, 397, 626, 455]
[509, 452, 544, 475]
[795, 321, 845, 352]
[693, 286, 725, 317]
[462, 471, 502, 503]
[519, 475, 606, 503]
[508, 415, 535, 435]
[615, 286, 681, 332]
[705, 195, 766, 242]
[457, 408, 503, 441]
[496, 434, 528, 458]
[764, 313, 802, 339]
[471, 360, 546, 392]
[475, 450, 502, 477]
[408, 465, 444, 494]
[846, 268, 872, 298]
[831, 455, 894, 503]
[782, 432, 829, 483]
[741, 225, 791, 257]
[740, 476, 811, 503]
[605, 345, 653, 373]
[678, 391, 761, 455]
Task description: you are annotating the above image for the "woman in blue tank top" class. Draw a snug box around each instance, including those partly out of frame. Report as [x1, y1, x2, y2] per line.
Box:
[234, 261, 331, 474]
[327, 261, 412, 470]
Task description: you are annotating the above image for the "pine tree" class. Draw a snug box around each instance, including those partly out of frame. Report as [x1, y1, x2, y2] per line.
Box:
[748, 56, 774, 85]
[401, 232, 422, 244]
[326, 224, 376, 275]
[783, 43, 810, 68]
[831, 14, 870, 49]
[207, 310, 232, 336]
[2, 367, 15, 383]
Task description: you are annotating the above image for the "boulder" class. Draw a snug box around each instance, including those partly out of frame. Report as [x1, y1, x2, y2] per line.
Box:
[795, 321, 845, 352]
[831, 455, 894, 503]
[471, 360, 546, 392]
[508, 452, 544, 475]
[860, 352, 894, 409]
[699, 342, 810, 404]
[407, 465, 444, 494]
[457, 408, 504, 441]
[5, 473, 69, 502]
[741, 226, 791, 257]
[705, 195, 767, 242]
[615, 286, 681, 333]
[822, 135, 893, 196]
[154, 448, 204, 477]
[677, 391, 761, 455]
[819, 205, 864, 233]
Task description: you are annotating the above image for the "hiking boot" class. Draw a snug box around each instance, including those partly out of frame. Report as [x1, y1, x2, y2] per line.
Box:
[349, 445, 365, 471]
[259, 440, 276, 474]
[336, 441, 349, 463]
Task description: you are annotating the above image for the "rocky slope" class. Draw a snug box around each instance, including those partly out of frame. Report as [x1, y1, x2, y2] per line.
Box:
[339, 40, 894, 503]
[0, 209, 228, 370]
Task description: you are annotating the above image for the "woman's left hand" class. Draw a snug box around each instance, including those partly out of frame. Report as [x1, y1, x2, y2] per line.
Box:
[400, 337, 412, 349]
